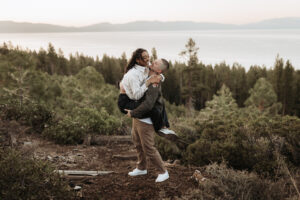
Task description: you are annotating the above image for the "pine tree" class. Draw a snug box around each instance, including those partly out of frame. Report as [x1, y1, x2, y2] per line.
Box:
[272, 55, 284, 107]
[231, 63, 248, 107]
[245, 78, 281, 113]
[47, 43, 58, 75]
[246, 65, 267, 90]
[179, 38, 199, 111]
[119, 52, 127, 74]
[198, 84, 238, 122]
[295, 70, 300, 117]
[282, 60, 295, 115]
[150, 47, 158, 63]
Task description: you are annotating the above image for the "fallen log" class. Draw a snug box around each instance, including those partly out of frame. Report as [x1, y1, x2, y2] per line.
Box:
[90, 135, 132, 145]
[55, 170, 114, 176]
[112, 154, 137, 160]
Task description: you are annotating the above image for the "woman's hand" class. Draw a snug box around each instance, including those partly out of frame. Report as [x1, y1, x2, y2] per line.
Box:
[146, 75, 161, 86]
[119, 83, 126, 94]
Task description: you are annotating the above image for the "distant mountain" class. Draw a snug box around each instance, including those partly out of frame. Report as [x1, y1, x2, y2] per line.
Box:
[0, 21, 80, 33]
[241, 17, 300, 29]
[0, 18, 299, 33]
[80, 21, 237, 32]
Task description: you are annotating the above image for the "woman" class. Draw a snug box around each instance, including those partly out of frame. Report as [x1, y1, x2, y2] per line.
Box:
[118, 49, 174, 132]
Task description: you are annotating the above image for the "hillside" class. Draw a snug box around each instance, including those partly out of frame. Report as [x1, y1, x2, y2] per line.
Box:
[0, 17, 300, 33]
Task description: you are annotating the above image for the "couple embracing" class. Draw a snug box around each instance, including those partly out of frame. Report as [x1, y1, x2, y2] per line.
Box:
[118, 48, 177, 183]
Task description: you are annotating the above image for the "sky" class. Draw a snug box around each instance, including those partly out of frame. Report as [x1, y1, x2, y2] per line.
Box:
[1, 0, 300, 26]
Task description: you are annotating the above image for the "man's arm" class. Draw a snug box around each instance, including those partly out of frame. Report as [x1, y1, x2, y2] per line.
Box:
[130, 85, 159, 119]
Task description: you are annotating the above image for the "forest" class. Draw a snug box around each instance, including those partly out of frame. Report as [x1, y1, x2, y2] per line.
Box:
[0, 40, 299, 199]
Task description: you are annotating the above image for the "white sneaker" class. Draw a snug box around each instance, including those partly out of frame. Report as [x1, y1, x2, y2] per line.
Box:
[128, 168, 147, 176]
[159, 128, 176, 135]
[158, 128, 178, 141]
[155, 170, 169, 183]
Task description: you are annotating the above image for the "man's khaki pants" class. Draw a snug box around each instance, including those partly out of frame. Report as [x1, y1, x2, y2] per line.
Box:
[131, 118, 166, 174]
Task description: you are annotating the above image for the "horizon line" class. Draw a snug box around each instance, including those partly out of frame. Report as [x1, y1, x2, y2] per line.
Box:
[1, 16, 300, 28]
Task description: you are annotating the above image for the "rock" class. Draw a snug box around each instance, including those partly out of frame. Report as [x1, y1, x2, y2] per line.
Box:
[9, 133, 17, 147]
[191, 170, 207, 184]
[74, 185, 82, 191]
[23, 141, 32, 146]
[47, 156, 53, 161]
[173, 159, 181, 165]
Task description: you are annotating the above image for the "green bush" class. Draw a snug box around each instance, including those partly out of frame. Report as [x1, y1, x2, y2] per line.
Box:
[75, 66, 105, 89]
[173, 85, 300, 176]
[0, 99, 53, 133]
[0, 149, 71, 199]
[184, 115, 285, 176]
[155, 136, 181, 160]
[71, 107, 121, 135]
[42, 116, 85, 144]
[191, 162, 297, 200]
[270, 115, 300, 166]
[43, 107, 122, 144]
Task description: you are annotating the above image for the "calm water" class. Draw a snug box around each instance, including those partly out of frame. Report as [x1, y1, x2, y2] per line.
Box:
[1, 30, 300, 70]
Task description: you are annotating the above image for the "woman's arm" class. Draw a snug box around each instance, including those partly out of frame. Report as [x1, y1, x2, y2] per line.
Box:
[123, 74, 161, 100]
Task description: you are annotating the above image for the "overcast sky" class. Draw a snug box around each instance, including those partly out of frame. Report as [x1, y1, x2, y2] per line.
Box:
[1, 0, 300, 26]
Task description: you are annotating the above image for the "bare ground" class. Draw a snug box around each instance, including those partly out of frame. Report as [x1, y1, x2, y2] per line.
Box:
[5, 122, 200, 199]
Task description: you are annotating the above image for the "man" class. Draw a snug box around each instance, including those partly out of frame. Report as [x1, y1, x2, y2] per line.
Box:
[125, 58, 170, 183]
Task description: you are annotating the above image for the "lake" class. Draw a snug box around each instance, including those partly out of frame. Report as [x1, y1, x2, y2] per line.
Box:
[1, 30, 300, 70]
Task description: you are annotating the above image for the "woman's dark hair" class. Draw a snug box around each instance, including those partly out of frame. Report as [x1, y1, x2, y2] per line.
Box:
[125, 48, 147, 73]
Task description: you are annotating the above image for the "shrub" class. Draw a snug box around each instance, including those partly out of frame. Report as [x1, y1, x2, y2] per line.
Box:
[0, 99, 53, 133]
[43, 107, 122, 144]
[42, 116, 85, 144]
[155, 136, 181, 160]
[270, 115, 300, 166]
[0, 149, 71, 199]
[75, 66, 105, 89]
[177, 85, 300, 176]
[184, 116, 282, 176]
[191, 162, 298, 200]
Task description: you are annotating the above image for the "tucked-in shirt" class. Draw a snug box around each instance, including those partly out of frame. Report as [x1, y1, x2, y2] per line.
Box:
[121, 65, 152, 124]
[130, 83, 165, 130]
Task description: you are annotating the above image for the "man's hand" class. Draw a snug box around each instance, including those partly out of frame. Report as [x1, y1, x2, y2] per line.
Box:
[146, 75, 161, 86]
[124, 109, 132, 117]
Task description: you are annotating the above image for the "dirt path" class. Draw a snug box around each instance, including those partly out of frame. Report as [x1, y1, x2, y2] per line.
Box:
[15, 133, 199, 200]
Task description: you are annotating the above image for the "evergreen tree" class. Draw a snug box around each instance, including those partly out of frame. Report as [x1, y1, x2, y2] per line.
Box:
[246, 65, 267, 90]
[198, 84, 238, 122]
[214, 62, 231, 91]
[282, 60, 295, 115]
[119, 52, 127, 74]
[272, 55, 284, 107]
[179, 38, 199, 111]
[245, 78, 281, 113]
[162, 62, 181, 105]
[46, 43, 58, 75]
[295, 70, 300, 117]
[150, 47, 158, 63]
[231, 64, 248, 107]
[36, 48, 47, 72]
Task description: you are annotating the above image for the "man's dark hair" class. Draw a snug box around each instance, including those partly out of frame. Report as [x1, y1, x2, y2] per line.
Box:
[125, 48, 147, 73]
[161, 58, 169, 72]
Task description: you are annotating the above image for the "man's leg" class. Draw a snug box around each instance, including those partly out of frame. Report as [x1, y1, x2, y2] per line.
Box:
[135, 120, 166, 174]
[131, 118, 147, 170]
